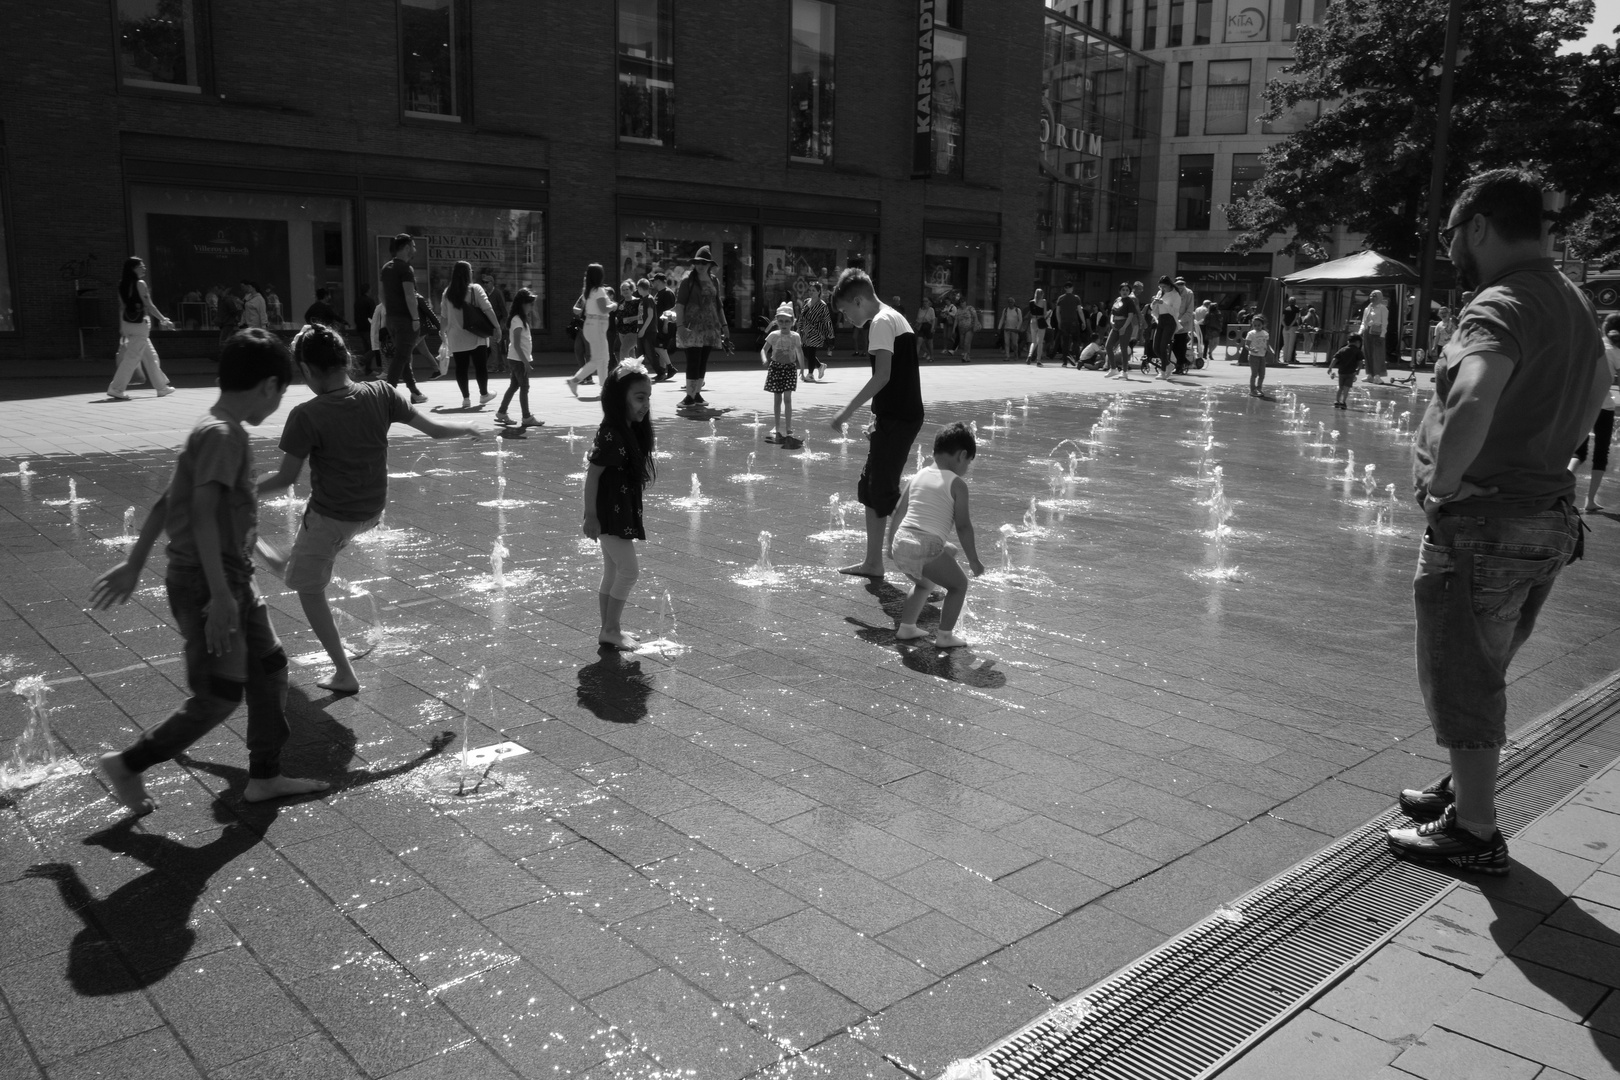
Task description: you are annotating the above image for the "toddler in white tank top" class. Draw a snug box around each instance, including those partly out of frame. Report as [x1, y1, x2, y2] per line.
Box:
[885, 421, 985, 648]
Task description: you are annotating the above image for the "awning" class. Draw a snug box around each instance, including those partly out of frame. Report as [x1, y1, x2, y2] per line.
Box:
[1281, 250, 1420, 287]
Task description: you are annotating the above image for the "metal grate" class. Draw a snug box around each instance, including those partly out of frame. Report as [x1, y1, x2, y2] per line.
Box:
[980, 671, 1620, 1080]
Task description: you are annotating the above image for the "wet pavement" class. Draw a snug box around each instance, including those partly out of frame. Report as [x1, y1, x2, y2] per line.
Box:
[3, 363, 1620, 1079]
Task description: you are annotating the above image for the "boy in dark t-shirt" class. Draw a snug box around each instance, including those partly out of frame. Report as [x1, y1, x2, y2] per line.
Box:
[91, 329, 327, 816]
[651, 273, 679, 381]
[1332, 333, 1364, 409]
[830, 268, 923, 579]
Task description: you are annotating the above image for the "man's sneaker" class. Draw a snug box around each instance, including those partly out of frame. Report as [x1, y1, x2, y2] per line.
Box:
[1387, 805, 1508, 875]
[1399, 775, 1454, 821]
[494, 412, 514, 425]
[410, 392, 428, 404]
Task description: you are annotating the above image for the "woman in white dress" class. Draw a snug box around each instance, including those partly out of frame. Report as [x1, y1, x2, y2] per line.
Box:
[107, 256, 175, 400]
[567, 263, 616, 397]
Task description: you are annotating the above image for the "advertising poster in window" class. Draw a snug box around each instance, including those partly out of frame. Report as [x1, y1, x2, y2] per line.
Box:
[932, 31, 967, 177]
[372, 206, 546, 329]
[147, 215, 290, 316]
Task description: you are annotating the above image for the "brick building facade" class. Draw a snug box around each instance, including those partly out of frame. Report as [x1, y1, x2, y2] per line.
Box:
[0, 0, 1042, 367]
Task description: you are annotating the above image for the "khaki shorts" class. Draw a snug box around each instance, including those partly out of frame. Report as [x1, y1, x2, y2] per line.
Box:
[284, 510, 381, 592]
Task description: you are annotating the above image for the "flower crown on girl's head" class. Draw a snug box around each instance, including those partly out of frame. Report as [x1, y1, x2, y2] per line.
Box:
[614, 358, 650, 380]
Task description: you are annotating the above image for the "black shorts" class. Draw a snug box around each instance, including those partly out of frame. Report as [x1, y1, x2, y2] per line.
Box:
[858, 414, 925, 517]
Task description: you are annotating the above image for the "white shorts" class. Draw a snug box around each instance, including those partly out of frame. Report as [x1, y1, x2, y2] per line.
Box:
[284, 510, 381, 592]
[888, 529, 958, 578]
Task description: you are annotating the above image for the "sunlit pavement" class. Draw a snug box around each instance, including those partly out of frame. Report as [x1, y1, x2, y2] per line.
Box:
[1, 360, 1616, 1079]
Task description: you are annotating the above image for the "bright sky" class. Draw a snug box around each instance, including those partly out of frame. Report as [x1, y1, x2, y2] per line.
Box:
[1561, 0, 1620, 52]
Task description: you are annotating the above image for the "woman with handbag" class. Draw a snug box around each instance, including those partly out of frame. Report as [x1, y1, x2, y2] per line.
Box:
[439, 260, 500, 409]
[567, 263, 616, 397]
[674, 246, 731, 410]
[107, 256, 176, 400]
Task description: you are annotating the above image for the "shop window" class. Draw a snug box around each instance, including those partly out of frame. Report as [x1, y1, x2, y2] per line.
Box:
[1176, 154, 1213, 230]
[619, 217, 755, 331]
[931, 29, 968, 178]
[116, 0, 204, 93]
[1193, 0, 1211, 43]
[400, 0, 467, 121]
[1227, 153, 1265, 225]
[1261, 57, 1320, 133]
[1167, 0, 1183, 46]
[924, 238, 997, 327]
[369, 201, 547, 328]
[762, 227, 872, 322]
[1281, 0, 1322, 41]
[1205, 59, 1250, 135]
[790, 0, 835, 163]
[1143, 0, 1157, 51]
[619, 0, 674, 146]
[129, 186, 353, 331]
[1175, 61, 1192, 137]
[1107, 157, 1139, 234]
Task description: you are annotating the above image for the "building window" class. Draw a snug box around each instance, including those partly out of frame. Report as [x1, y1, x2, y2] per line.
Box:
[1193, 0, 1211, 43]
[1280, 0, 1321, 41]
[1131, 60, 1152, 132]
[620, 217, 755, 332]
[763, 227, 872, 317]
[1108, 157, 1139, 233]
[370, 201, 546, 328]
[1176, 154, 1213, 230]
[924, 238, 997, 325]
[400, 0, 465, 121]
[1143, 0, 1157, 50]
[1261, 57, 1321, 133]
[1167, 0, 1183, 46]
[1175, 61, 1193, 137]
[931, 29, 967, 178]
[619, 0, 674, 146]
[939, 0, 964, 28]
[1204, 59, 1250, 135]
[789, 0, 835, 163]
[116, 0, 203, 93]
[1228, 153, 1265, 224]
[1122, 0, 1133, 47]
[130, 186, 354, 331]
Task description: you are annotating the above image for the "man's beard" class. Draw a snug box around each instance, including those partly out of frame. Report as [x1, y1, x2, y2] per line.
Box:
[1453, 246, 1481, 291]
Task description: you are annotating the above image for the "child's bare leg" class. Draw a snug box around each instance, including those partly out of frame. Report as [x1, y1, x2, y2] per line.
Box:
[299, 590, 359, 693]
[925, 553, 971, 632]
[839, 507, 887, 577]
[783, 393, 793, 435]
[599, 537, 640, 646]
[897, 574, 931, 633]
[773, 393, 783, 436]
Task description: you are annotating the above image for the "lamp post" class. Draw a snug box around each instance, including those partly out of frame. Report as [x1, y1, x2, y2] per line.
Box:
[1414, 0, 1466, 368]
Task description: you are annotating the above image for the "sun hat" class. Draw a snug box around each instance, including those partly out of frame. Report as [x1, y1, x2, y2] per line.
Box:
[691, 245, 716, 264]
[775, 302, 795, 319]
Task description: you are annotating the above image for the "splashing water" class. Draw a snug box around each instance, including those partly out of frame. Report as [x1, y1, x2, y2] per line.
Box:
[490, 540, 509, 590]
[1003, 399, 1014, 418]
[1197, 465, 1240, 580]
[1, 676, 77, 792]
[1341, 449, 1357, 482]
[1068, 452, 1082, 479]
[754, 531, 774, 574]
[1000, 524, 1016, 571]
[1362, 463, 1378, 497]
[827, 494, 842, 531]
[1023, 497, 1040, 531]
[690, 474, 701, 500]
[122, 506, 136, 535]
[1048, 461, 1065, 496]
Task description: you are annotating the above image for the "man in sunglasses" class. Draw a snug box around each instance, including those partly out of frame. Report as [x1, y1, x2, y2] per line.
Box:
[1390, 169, 1608, 874]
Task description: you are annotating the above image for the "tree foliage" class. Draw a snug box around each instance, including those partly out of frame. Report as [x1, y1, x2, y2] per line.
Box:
[1225, 0, 1618, 265]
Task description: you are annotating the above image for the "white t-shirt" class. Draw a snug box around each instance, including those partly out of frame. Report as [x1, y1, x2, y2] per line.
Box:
[1245, 328, 1270, 356]
[867, 304, 913, 355]
[507, 315, 532, 362]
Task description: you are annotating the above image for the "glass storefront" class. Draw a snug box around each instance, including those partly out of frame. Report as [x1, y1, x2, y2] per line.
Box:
[130, 186, 353, 330]
[368, 201, 547, 328]
[762, 227, 871, 318]
[117, 0, 201, 93]
[924, 238, 997, 326]
[789, 0, 835, 163]
[1037, 11, 1161, 279]
[1175, 251, 1273, 314]
[619, 217, 756, 331]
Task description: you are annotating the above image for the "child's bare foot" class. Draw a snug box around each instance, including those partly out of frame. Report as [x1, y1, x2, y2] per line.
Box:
[317, 671, 361, 694]
[98, 752, 155, 816]
[598, 630, 640, 649]
[243, 775, 330, 803]
[838, 563, 884, 577]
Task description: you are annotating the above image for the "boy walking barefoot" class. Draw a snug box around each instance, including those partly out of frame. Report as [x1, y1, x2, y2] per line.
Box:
[828, 269, 924, 579]
[257, 324, 484, 694]
[92, 329, 327, 815]
[888, 423, 985, 647]
[1332, 332, 1364, 409]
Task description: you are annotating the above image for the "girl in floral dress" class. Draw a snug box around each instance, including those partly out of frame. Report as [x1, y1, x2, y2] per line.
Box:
[674, 246, 731, 410]
[582, 364, 656, 648]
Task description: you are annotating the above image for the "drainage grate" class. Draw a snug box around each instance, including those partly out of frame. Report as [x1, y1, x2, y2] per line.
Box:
[979, 671, 1620, 1080]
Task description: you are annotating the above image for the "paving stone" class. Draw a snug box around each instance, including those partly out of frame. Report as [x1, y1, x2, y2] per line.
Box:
[1516, 805, 1619, 864]
[396, 834, 549, 919]
[1397, 889, 1544, 975]
[852, 964, 1051, 1079]
[876, 911, 1002, 977]
[277, 828, 423, 912]
[1479, 841, 1612, 915]
[775, 806, 934, 881]
[737, 973, 869, 1052]
[586, 969, 785, 1080]
[749, 910, 933, 1012]
[1268, 779, 1397, 837]
[0, 1017, 41, 1080]
[1547, 896, 1620, 949]
[518, 841, 669, 923]
[615, 902, 797, 1001]
[377, 1039, 523, 1079]
[640, 849, 807, 931]
[757, 851, 929, 935]
[1572, 764, 1620, 816]
[211, 881, 375, 984]
[1216, 1010, 1400, 1080]
[483, 894, 656, 999]
[989, 904, 1166, 1000]
[1478, 959, 1609, 1024]
[348, 887, 517, 990]
[288, 954, 470, 1077]
[887, 859, 1058, 945]
[1095, 858, 1259, 937]
[1187, 814, 1335, 882]
[1575, 871, 1620, 912]
[0, 875, 94, 971]
[777, 1032, 911, 1078]
[208, 1033, 363, 1080]
[1589, 992, 1620, 1039]
[0, 951, 160, 1064]
[992, 815, 1158, 888]
[994, 858, 1111, 914]
[40, 1028, 202, 1080]
[1437, 987, 1620, 1080]
[143, 946, 313, 1069]
[664, 800, 810, 870]
[1511, 925, 1620, 990]
[436, 960, 621, 1079]
[1391, 1026, 1542, 1080]
[1314, 943, 1479, 1043]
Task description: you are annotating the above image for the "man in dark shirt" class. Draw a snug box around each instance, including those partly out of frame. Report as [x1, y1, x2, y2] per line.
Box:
[302, 289, 344, 329]
[1281, 295, 1301, 365]
[651, 273, 679, 381]
[1389, 169, 1608, 875]
[1053, 282, 1083, 366]
[379, 234, 426, 403]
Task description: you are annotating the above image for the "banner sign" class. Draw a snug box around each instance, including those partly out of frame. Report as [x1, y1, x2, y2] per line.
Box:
[913, 0, 936, 177]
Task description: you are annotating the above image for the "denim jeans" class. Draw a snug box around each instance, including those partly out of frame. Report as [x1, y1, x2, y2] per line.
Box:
[1414, 505, 1579, 750]
[386, 317, 419, 392]
[122, 571, 290, 779]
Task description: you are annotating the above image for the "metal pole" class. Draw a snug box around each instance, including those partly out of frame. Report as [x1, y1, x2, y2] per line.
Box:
[1414, 0, 1465, 368]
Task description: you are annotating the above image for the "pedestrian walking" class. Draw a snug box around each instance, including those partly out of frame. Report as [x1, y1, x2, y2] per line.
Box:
[1390, 169, 1609, 874]
[107, 256, 176, 400]
[799, 281, 834, 381]
[567, 264, 617, 398]
[617, 278, 642, 363]
[1103, 282, 1137, 380]
[998, 297, 1023, 361]
[651, 272, 680, 381]
[1571, 314, 1620, 512]
[673, 247, 729, 410]
[1026, 290, 1048, 366]
[1301, 304, 1321, 360]
[479, 270, 510, 375]
[439, 260, 499, 410]
[916, 295, 936, 364]
[239, 281, 267, 330]
[381, 234, 428, 404]
[1281, 294, 1301, 365]
[495, 289, 544, 429]
[953, 297, 978, 363]
[1053, 283, 1082, 365]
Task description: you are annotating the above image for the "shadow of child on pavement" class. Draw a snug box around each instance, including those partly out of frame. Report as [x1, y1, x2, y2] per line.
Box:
[575, 648, 653, 724]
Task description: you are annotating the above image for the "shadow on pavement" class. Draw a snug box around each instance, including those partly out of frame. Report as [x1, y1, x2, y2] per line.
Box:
[575, 648, 653, 723]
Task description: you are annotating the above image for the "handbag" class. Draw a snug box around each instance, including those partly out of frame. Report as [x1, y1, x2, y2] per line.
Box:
[462, 300, 496, 338]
